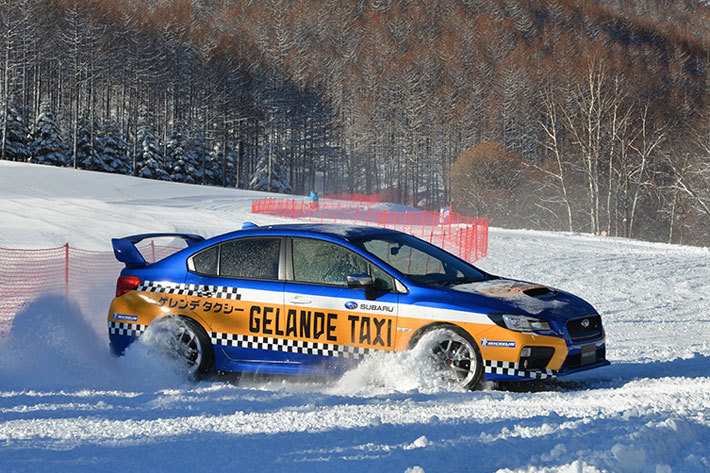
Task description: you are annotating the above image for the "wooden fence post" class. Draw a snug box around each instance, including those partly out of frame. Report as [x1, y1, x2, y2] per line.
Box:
[64, 243, 69, 298]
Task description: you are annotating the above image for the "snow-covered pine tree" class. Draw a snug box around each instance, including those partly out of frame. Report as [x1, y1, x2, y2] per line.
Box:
[30, 103, 67, 166]
[226, 143, 240, 188]
[249, 141, 292, 193]
[99, 119, 130, 174]
[219, 141, 239, 188]
[76, 117, 109, 171]
[167, 125, 195, 183]
[0, 101, 31, 162]
[185, 131, 211, 185]
[208, 141, 234, 187]
[136, 108, 170, 181]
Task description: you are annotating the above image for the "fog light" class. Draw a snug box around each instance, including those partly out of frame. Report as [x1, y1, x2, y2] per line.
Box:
[519, 346, 555, 370]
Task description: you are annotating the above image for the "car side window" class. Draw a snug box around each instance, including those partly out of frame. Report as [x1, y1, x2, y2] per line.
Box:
[192, 246, 219, 275]
[370, 264, 394, 292]
[220, 238, 281, 280]
[292, 238, 369, 286]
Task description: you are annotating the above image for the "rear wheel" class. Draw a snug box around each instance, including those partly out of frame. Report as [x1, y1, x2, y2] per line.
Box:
[150, 316, 214, 379]
[415, 326, 483, 390]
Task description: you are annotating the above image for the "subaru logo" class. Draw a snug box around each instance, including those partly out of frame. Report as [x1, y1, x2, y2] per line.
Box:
[345, 301, 358, 310]
[581, 318, 590, 328]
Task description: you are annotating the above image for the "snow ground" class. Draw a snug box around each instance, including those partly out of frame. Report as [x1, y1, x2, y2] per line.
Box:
[0, 161, 708, 473]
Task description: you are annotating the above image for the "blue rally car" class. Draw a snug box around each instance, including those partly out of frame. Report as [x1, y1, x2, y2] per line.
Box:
[108, 223, 609, 389]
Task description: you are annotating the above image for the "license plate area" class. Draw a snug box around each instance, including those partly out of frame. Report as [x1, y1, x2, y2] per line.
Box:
[580, 343, 597, 366]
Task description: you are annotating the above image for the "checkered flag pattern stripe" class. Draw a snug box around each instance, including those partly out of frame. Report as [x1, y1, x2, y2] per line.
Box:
[136, 281, 241, 300]
[109, 321, 147, 337]
[484, 360, 557, 380]
[210, 332, 372, 360]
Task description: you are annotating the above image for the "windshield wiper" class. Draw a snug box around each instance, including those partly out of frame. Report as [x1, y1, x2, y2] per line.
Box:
[444, 276, 484, 286]
[432, 276, 484, 287]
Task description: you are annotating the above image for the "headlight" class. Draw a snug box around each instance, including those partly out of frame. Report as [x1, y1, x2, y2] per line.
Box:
[488, 313, 551, 332]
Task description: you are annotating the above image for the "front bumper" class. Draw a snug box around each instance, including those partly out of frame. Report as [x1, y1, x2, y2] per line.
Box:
[557, 358, 611, 377]
[557, 341, 608, 375]
[483, 340, 609, 382]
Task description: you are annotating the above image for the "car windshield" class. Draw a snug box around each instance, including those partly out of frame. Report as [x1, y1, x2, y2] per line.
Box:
[350, 232, 487, 286]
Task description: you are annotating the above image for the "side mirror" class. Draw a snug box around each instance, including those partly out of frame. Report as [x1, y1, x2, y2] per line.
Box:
[347, 273, 379, 301]
[347, 273, 374, 289]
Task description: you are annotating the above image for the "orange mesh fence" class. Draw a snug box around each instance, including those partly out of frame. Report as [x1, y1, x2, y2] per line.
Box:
[0, 243, 181, 335]
[251, 197, 488, 264]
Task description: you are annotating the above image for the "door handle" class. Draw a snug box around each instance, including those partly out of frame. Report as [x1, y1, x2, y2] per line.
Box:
[288, 296, 312, 305]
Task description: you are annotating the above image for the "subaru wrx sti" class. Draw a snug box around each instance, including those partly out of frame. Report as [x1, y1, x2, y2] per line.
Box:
[108, 224, 609, 389]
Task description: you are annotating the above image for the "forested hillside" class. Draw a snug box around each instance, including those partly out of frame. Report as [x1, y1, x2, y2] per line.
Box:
[1, 0, 709, 245]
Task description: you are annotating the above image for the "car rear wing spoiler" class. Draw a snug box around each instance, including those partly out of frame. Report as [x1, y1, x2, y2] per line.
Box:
[111, 233, 205, 268]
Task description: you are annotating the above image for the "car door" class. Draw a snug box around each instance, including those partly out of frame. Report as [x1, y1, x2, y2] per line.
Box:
[184, 236, 287, 372]
[282, 237, 399, 371]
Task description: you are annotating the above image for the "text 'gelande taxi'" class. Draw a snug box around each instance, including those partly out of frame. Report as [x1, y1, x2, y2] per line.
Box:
[108, 223, 609, 389]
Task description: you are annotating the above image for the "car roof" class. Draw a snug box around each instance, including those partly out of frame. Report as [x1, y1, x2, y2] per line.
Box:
[232, 223, 401, 240]
[158, 224, 403, 264]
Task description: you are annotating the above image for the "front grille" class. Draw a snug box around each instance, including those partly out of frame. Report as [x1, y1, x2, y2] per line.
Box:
[561, 345, 606, 370]
[566, 315, 602, 342]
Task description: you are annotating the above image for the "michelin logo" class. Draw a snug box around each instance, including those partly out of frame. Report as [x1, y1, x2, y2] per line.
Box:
[481, 338, 516, 348]
[113, 312, 138, 323]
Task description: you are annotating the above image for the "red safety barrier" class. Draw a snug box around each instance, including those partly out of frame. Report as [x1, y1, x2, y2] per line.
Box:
[0, 242, 180, 336]
[251, 197, 488, 264]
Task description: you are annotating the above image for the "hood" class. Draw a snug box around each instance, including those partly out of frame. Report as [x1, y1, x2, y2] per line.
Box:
[448, 278, 597, 322]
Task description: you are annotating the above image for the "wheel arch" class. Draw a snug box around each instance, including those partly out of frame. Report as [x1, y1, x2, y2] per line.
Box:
[406, 321, 479, 350]
[150, 311, 212, 334]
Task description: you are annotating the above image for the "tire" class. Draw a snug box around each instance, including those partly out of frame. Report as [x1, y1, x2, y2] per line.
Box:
[150, 316, 214, 380]
[413, 325, 484, 390]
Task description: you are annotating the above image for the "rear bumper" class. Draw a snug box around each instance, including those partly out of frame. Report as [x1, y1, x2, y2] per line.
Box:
[107, 320, 147, 356]
[108, 332, 135, 356]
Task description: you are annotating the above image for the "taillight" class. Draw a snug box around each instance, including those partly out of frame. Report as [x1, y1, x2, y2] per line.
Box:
[116, 276, 141, 297]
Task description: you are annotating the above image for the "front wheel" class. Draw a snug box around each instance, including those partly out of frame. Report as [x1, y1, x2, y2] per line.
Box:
[414, 326, 483, 390]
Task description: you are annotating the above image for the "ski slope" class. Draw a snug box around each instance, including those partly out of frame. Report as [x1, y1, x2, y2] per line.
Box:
[0, 161, 708, 473]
